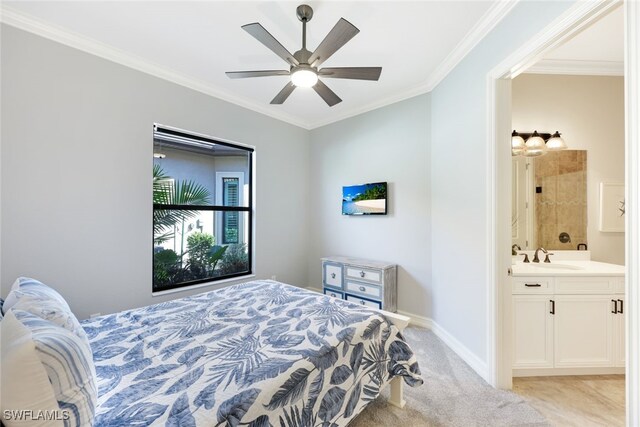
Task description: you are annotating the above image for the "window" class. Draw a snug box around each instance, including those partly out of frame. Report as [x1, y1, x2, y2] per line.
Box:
[216, 173, 245, 245]
[152, 125, 253, 292]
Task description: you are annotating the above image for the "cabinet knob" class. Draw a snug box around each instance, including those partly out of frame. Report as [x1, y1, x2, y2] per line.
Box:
[359, 271, 365, 278]
[359, 286, 366, 292]
[331, 273, 336, 279]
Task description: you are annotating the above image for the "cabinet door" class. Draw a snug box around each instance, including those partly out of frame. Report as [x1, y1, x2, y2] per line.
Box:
[614, 296, 625, 367]
[554, 295, 614, 368]
[512, 295, 554, 368]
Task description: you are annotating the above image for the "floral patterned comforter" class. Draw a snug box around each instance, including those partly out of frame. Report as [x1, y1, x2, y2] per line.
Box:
[82, 280, 422, 426]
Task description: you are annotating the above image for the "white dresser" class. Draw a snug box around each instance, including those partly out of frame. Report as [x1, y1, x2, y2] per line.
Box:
[321, 256, 397, 312]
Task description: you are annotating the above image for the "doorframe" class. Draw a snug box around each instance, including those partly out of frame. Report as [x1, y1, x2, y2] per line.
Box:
[486, 0, 639, 425]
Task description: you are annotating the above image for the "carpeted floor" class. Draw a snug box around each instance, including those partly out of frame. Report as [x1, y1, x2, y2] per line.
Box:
[351, 327, 551, 427]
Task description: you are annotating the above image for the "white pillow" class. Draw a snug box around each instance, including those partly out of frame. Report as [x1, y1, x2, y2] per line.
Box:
[2, 277, 90, 353]
[10, 291, 89, 344]
[1, 310, 97, 427]
[3, 277, 70, 314]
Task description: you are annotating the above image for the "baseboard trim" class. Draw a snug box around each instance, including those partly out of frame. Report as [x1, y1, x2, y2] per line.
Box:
[399, 311, 489, 382]
[513, 367, 625, 377]
[430, 322, 489, 381]
[304, 287, 490, 382]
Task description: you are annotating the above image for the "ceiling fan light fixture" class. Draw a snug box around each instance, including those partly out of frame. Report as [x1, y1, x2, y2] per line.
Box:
[291, 68, 318, 87]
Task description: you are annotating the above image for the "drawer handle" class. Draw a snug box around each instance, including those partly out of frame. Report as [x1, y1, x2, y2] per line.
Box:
[359, 286, 366, 292]
[612, 299, 618, 314]
[360, 300, 366, 305]
[524, 283, 541, 287]
[331, 273, 336, 279]
[359, 271, 365, 278]
[550, 299, 555, 315]
[618, 299, 624, 314]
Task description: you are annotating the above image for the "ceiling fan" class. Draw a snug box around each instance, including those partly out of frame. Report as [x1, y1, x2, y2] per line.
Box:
[226, 4, 382, 107]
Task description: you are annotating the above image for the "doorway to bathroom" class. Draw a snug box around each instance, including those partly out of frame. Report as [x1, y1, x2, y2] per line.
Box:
[510, 28, 626, 421]
[487, 1, 640, 425]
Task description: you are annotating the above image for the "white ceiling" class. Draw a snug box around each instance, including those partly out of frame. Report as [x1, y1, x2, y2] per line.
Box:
[1, 1, 505, 129]
[528, 6, 623, 75]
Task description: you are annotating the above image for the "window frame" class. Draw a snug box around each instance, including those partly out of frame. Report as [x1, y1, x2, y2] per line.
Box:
[152, 124, 254, 293]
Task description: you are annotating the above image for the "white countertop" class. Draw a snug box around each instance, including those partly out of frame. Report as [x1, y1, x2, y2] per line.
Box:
[512, 260, 625, 277]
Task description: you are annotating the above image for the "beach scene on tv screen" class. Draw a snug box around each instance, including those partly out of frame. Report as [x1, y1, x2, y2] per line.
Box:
[342, 183, 387, 215]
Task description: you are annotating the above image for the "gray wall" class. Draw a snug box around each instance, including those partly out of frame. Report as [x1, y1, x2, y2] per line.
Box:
[0, 25, 310, 319]
[430, 1, 576, 362]
[307, 95, 431, 318]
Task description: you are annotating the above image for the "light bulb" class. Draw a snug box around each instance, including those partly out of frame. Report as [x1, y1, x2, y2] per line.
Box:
[525, 130, 546, 152]
[546, 131, 567, 151]
[512, 131, 526, 156]
[291, 68, 318, 87]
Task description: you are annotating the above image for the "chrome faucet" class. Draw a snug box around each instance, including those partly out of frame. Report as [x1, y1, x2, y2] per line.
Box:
[533, 247, 553, 263]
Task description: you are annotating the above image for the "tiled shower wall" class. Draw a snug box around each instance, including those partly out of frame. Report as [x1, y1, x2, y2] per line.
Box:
[535, 150, 587, 250]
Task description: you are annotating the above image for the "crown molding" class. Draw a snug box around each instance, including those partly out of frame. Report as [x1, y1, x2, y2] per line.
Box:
[0, 1, 518, 130]
[525, 58, 624, 76]
[0, 6, 312, 130]
[422, 0, 519, 92]
[308, 0, 520, 129]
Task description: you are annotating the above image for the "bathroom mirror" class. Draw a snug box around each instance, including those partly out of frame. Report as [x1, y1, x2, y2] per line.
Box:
[512, 150, 587, 251]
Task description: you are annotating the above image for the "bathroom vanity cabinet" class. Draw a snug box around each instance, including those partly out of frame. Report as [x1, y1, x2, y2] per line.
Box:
[512, 275, 625, 376]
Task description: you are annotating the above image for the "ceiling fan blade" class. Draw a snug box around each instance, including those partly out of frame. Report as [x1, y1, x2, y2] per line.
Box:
[318, 67, 382, 81]
[313, 80, 342, 107]
[308, 18, 360, 68]
[226, 70, 290, 79]
[270, 82, 296, 104]
[242, 23, 299, 67]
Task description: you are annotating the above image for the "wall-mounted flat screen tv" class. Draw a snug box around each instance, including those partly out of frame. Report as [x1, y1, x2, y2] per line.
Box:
[342, 182, 387, 215]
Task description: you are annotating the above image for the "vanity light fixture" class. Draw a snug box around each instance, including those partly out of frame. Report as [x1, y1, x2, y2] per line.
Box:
[545, 131, 567, 151]
[511, 130, 568, 157]
[523, 130, 547, 157]
[511, 131, 526, 156]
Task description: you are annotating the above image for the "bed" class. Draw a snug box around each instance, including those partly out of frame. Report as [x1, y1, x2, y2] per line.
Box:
[82, 280, 423, 426]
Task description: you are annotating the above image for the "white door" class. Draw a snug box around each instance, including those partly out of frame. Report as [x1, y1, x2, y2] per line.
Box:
[614, 296, 625, 367]
[512, 295, 554, 368]
[554, 295, 614, 368]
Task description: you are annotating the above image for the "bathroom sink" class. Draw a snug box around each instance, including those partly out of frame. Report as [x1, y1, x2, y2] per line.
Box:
[530, 263, 584, 270]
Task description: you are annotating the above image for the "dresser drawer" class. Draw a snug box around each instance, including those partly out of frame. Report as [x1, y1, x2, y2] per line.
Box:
[324, 288, 344, 299]
[346, 267, 381, 284]
[513, 277, 554, 294]
[346, 294, 382, 309]
[323, 263, 343, 289]
[345, 280, 381, 299]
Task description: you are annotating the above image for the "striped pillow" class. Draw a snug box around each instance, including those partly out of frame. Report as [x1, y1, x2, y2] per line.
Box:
[1, 310, 97, 427]
[11, 291, 89, 345]
[3, 277, 71, 313]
